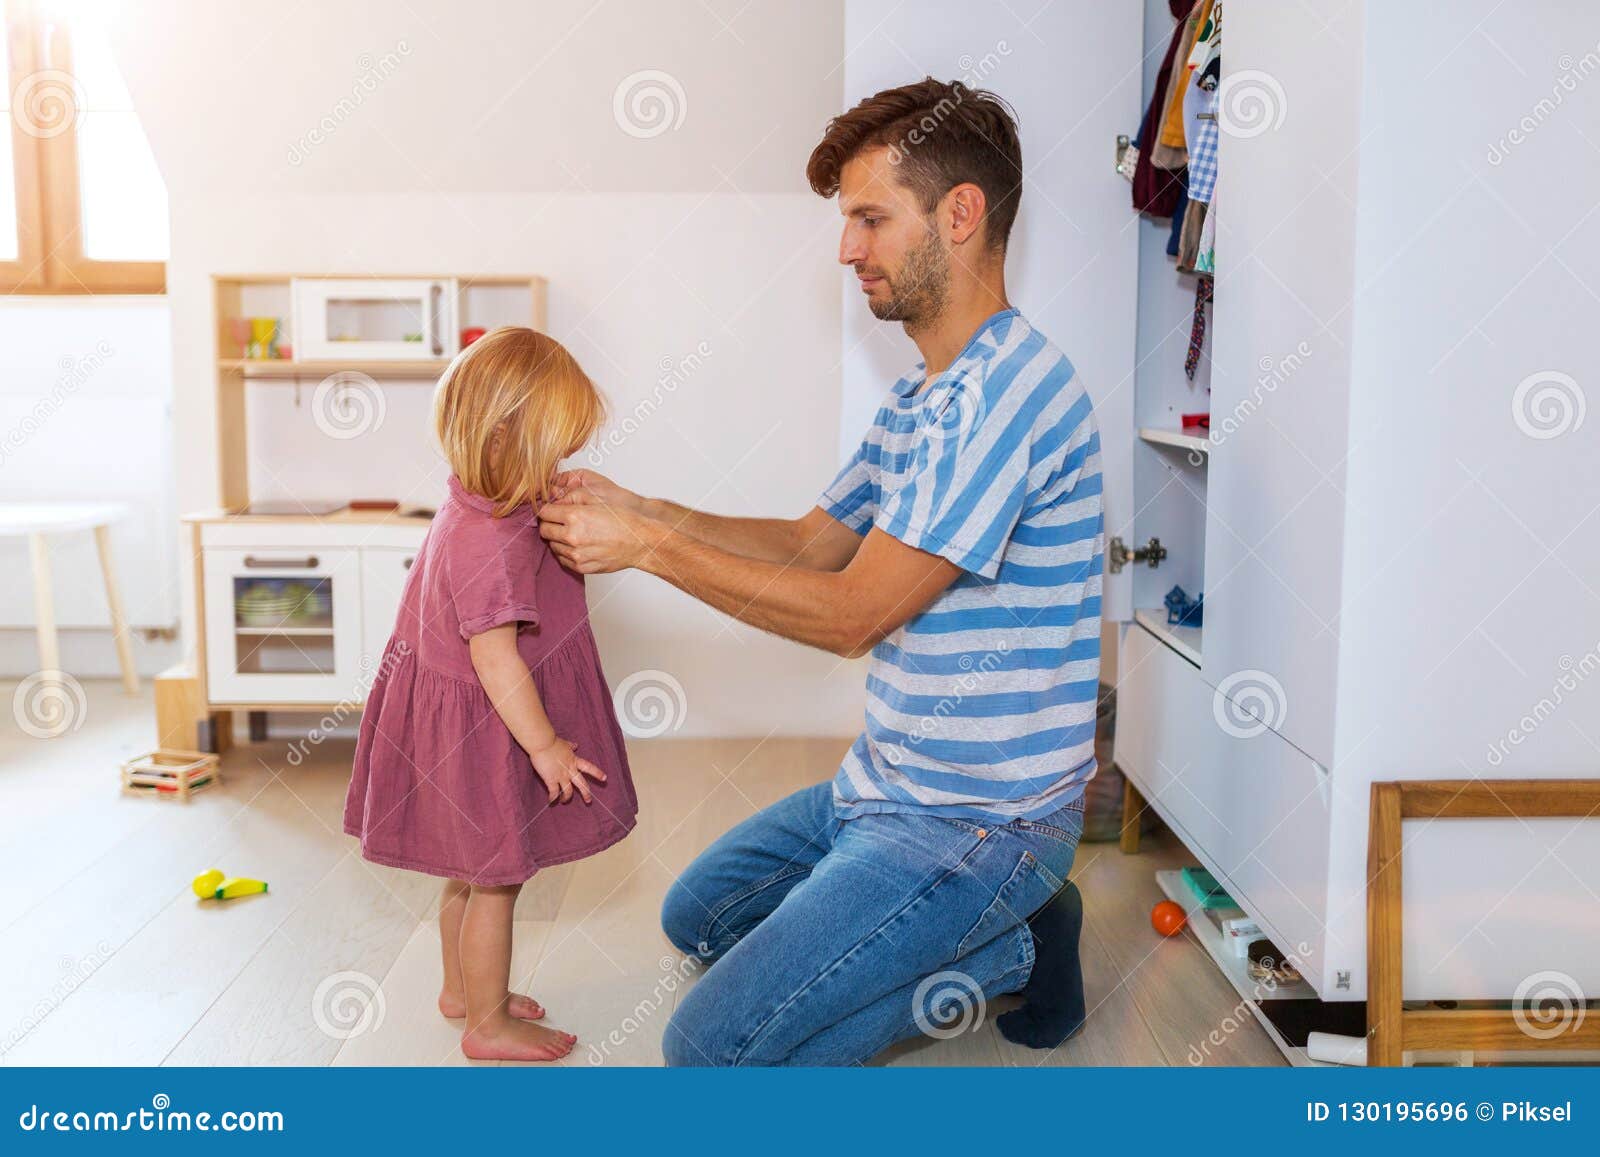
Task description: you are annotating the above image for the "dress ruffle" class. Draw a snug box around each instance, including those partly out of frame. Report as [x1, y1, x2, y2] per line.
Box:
[343, 625, 638, 885]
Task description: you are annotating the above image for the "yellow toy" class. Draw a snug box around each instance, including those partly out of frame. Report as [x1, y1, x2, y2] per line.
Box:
[191, 868, 268, 900]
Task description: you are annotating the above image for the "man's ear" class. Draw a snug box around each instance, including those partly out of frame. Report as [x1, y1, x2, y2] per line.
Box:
[945, 182, 989, 247]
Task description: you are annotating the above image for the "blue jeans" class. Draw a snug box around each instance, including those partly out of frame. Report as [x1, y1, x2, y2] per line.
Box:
[659, 781, 1084, 1066]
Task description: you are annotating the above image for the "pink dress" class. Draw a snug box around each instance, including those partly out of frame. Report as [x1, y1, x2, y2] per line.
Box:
[343, 474, 638, 885]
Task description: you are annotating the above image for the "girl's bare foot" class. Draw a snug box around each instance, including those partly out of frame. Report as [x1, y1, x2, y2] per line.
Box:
[461, 1016, 577, 1062]
[438, 990, 544, 1020]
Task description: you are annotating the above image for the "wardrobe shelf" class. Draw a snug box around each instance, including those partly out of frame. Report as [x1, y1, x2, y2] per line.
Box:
[1153, 870, 1327, 1067]
[1134, 608, 1202, 667]
[1138, 426, 1210, 456]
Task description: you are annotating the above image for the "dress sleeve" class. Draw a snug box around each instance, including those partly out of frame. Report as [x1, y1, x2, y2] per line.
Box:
[449, 515, 544, 640]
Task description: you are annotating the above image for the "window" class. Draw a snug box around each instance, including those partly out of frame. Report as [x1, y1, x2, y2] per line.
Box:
[1, 0, 167, 294]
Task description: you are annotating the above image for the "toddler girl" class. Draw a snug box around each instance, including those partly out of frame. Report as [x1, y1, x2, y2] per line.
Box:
[344, 326, 639, 1061]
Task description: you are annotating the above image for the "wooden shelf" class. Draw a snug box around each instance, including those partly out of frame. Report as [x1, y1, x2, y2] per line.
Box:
[182, 507, 433, 526]
[234, 625, 335, 637]
[1139, 426, 1210, 456]
[1134, 608, 1202, 667]
[221, 358, 451, 380]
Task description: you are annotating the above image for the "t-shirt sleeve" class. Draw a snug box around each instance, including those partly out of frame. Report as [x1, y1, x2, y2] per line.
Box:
[874, 389, 1031, 580]
[818, 417, 884, 536]
[449, 517, 543, 640]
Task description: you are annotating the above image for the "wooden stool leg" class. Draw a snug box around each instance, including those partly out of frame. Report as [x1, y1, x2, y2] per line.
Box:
[27, 532, 60, 674]
[1120, 774, 1145, 854]
[94, 524, 139, 694]
[1367, 782, 1405, 1066]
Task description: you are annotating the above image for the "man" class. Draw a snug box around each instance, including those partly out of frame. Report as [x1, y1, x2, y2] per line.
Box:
[538, 77, 1103, 1065]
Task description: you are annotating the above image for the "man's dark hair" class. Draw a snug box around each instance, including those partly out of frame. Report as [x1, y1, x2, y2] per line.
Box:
[806, 77, 1023, 253]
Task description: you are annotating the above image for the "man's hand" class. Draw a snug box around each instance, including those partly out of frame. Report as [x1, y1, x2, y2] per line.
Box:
[538, 486, 662, 574]
[547, 468, 646, 515]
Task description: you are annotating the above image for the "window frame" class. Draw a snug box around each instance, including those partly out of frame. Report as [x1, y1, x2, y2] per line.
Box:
[0, 0, 164, 295]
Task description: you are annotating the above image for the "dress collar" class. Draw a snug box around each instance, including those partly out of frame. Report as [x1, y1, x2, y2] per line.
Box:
[447, 474, 516, 515]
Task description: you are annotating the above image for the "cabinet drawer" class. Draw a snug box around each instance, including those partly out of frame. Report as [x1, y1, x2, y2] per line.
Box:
[1118, 622, 1332, 992]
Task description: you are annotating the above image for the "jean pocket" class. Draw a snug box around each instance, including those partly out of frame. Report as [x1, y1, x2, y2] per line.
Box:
[953, 849, 1064, 960]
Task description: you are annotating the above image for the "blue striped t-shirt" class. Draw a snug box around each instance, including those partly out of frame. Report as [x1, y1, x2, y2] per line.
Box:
[821, 308, 1104, 822]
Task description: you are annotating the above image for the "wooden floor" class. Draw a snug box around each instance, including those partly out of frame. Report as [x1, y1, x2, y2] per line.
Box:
[0, 679, 1285, 1067]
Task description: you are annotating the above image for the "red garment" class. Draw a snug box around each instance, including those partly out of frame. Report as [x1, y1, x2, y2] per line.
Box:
[1132, 0, 1195, 218]
[343, 474, 638, 885]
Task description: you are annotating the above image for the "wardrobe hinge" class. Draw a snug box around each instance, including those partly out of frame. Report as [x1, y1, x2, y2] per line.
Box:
[1107, 535, 1167, 574]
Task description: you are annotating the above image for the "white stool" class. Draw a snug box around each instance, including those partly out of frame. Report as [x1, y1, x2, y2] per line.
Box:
[0, 502, 139, 694]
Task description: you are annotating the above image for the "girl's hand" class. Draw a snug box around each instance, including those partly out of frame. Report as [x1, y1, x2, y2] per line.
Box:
[529, 736, 607, 805]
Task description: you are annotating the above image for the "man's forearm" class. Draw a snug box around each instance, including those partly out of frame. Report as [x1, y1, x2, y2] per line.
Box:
[642, 497, 807, 565]
[634, 520, 865, 656]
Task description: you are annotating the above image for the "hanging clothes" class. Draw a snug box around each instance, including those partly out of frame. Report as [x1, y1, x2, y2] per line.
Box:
[1167, 184, 1189, 258]
[1151, 0, 1213, 170]
[1131, 0, 1196, 218]
[1176, 200, 1206, 272]
[1187, 63, 1221, 204]
[1185, 275, 1213, 381]
[1195, 177, 1217, 275]
[1188, 0, 1221, 71]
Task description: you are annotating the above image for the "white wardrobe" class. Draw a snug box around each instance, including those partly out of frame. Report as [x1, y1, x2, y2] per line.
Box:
[845, 0, 1600, 1011]
[1117, 0, 1600, 1006]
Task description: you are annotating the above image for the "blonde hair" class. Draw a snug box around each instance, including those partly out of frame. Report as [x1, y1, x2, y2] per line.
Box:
[432, 327, 605, 516]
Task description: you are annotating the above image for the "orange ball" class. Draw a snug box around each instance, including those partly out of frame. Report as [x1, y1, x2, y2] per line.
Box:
[1151, 900, 1187, 937]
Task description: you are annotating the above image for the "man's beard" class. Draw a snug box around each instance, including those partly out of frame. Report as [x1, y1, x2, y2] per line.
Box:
[867, 230, 950, 326]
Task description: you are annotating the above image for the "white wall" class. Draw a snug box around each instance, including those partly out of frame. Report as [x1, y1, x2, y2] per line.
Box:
[0, 298, 180, 678]
[839, 0, 1141, 625]
[111, 0, 872, 737]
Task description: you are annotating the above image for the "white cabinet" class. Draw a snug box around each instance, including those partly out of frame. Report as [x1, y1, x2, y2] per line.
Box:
[196, 519, 429, 707]
[202, 546, 364, 704]
[359, 546, 417, 674]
